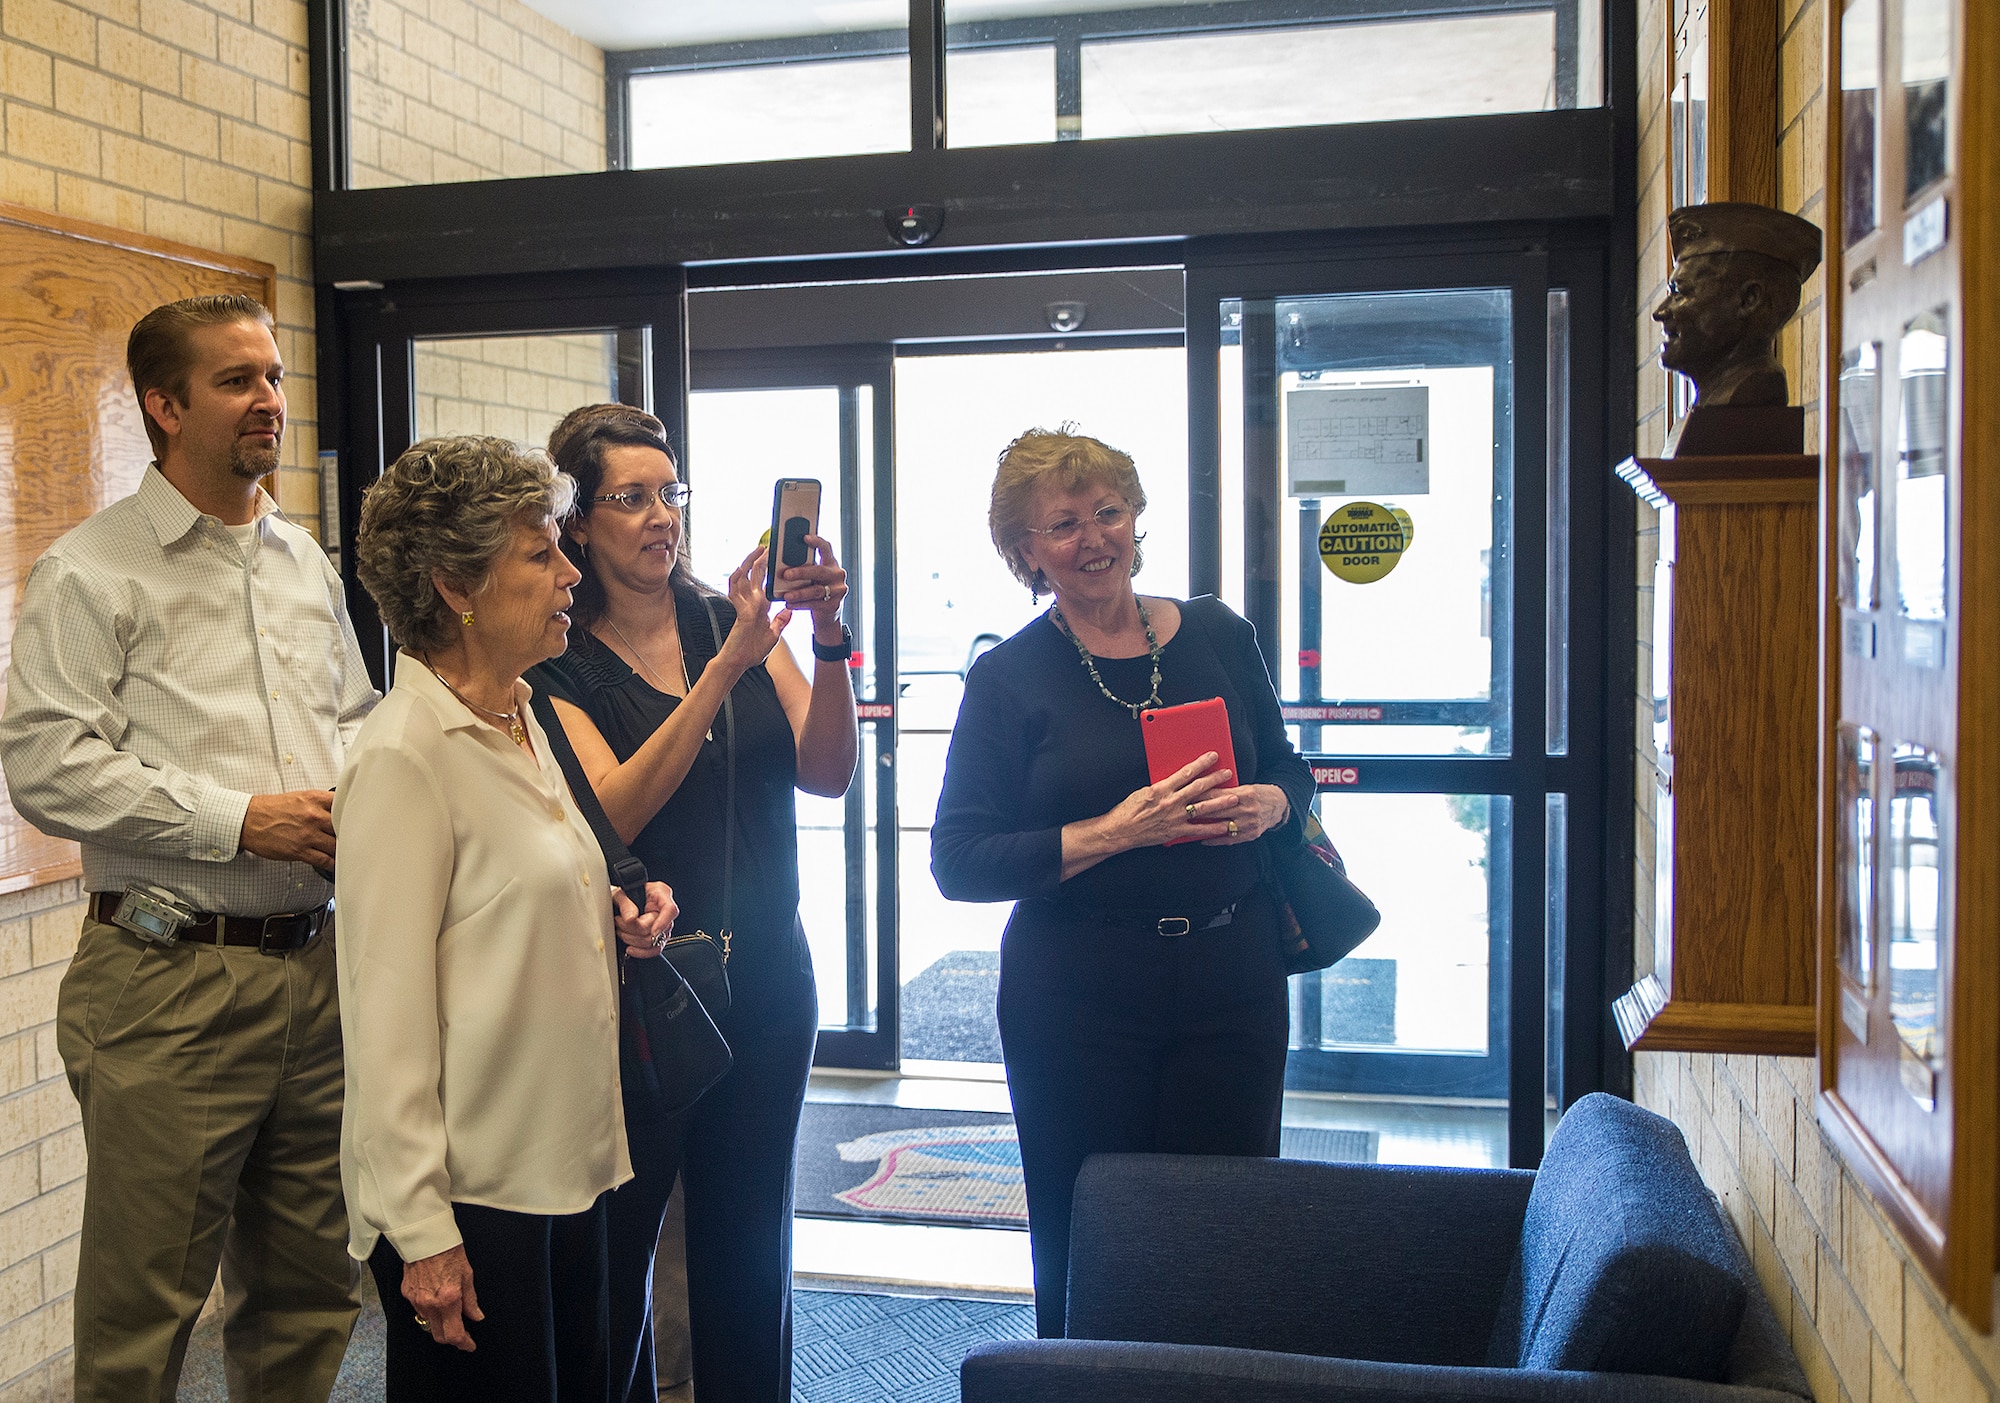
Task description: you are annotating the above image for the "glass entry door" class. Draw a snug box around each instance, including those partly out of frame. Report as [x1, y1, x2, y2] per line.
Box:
[1192, 250, 1601, 1167]
[688, 350, 898, 1069]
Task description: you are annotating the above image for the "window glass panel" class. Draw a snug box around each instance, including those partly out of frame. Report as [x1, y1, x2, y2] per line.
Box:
[1841, 0, 1881, 245]
[1901, 0, 1951, 199]
[944, 2, 1600, 151]
[688, 387, 866, 1032]
[347, 2, 610, 188]
[1838, 343, 1881, 608]
[1297, 792, 1504, 1057]
[1268, 289, 1514, 757]
[1895, 309, 1948, 622]
[893, 345, 1189, 1065]
[412, 333, 619, 445]
[948, 45, 1057, 147]
[1082, 17, 1559, 138]
[630, 54, 911, 168]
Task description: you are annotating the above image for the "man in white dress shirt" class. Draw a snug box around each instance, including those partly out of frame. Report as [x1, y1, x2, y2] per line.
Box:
[0, 295, 379, 1402]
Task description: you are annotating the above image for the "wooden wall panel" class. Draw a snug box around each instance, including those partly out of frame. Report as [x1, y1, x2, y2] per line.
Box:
[0, 201, 276, 895]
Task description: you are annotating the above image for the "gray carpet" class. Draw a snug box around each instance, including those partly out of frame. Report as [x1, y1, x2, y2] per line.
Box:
[793, 1288, 1036, 1403]
[177, 1269, 385, 1401]
[177, 1281, 1031, 1403]
[900, 950, 1004, 1064]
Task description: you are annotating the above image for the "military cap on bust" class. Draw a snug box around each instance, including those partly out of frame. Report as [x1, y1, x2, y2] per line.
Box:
[1667, 203, 1823, 282]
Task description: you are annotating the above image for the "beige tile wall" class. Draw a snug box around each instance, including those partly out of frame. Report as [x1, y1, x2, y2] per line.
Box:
[0, 0, 318, 1391]
[0, 879, 84, 1403]
[347, 0, 604, 188]
[0, 0, 321, 532]
[413, 331, 616, 448]
[1631, 0, 1997, 1398]
[0, 0, 606, 1394]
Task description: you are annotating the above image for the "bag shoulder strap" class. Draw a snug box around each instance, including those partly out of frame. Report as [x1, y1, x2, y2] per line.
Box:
[528, 689, 650, 905]
[694, 595, 736, 937]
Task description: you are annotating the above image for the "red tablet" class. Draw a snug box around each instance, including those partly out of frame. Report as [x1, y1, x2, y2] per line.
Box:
[1140, 699, 1237, 845]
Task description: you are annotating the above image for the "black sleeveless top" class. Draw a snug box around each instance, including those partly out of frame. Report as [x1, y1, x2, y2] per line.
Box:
[527, 590, 802, 943]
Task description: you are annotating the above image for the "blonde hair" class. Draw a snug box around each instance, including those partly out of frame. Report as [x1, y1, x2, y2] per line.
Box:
[988, 427, 1147, 590]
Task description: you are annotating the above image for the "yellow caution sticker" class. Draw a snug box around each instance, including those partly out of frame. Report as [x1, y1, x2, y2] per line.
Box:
[1318, 502, 1414, 584]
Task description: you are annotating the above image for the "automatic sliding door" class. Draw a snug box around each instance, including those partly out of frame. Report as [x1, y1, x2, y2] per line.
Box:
[892, 343, 1187, 1071]
[1196, 255, 1586, 1167]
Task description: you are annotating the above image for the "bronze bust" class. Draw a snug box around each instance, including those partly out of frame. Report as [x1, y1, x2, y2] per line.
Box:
[1655, 203, 1824, 409]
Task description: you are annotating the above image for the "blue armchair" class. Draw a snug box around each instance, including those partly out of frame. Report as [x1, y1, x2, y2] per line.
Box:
[961, 1093, 1809, 1403]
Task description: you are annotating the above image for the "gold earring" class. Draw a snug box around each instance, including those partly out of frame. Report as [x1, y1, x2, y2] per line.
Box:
[461, 611, 474, 627]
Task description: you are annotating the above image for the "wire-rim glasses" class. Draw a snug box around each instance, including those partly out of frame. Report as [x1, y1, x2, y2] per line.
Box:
[1023, 503, 1132, 546]
[592, 482, 692, 513]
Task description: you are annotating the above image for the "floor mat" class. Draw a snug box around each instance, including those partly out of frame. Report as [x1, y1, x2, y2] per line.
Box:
[796, 1102, 1381, 1231]
[793, 1288, 1036, 1403]
[797, 1103, 1027, 1229]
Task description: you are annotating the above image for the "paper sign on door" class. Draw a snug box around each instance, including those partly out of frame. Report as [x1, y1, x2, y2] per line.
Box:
[1286, 385, 1430, 497]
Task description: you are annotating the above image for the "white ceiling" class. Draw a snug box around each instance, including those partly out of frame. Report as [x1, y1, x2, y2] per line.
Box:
[514, 0, 1241, 52]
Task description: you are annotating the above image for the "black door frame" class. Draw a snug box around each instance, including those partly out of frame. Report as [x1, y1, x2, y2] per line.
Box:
[329, 269, 690, 690]
[323, 228, 1627, 1160]
[1187, 236, 1614, 1166]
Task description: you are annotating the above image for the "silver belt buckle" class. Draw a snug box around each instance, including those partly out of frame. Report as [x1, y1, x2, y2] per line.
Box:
[258, 910, 317, 956]
[1156, 916, 1192, 937]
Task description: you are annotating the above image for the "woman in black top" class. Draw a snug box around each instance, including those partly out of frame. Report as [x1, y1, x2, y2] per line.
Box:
[526, 404, 858, 1403]
[931, 429, 1316, 1337]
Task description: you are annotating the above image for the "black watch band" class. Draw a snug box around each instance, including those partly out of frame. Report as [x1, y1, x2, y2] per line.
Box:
[811, 625, 854, 662]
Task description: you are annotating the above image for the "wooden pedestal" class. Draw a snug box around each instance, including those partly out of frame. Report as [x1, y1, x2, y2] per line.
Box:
[1613, 452, 1819, 1057]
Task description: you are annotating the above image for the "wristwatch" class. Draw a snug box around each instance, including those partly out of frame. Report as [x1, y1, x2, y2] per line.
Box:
[811, 625, 854, 662]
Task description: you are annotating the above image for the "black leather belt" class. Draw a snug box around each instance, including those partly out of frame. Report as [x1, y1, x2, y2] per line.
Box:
[1052, 900, 1240, 938]
[88, 892, 330, 954]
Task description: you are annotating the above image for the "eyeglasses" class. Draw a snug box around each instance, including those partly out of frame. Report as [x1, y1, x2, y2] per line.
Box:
[592, 482, 692, 513]
[1024, 504, 1132, 545]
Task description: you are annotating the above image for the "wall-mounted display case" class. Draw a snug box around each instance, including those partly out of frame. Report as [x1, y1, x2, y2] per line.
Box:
[1818, 0, 1998, 1330]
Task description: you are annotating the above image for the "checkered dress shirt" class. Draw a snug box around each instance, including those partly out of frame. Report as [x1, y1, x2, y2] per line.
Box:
[0, 466, 379, 916]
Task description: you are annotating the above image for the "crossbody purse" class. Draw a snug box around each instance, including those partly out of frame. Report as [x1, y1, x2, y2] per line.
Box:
[1175, 598, 1381, 974]
[529, 644, 733, 1117]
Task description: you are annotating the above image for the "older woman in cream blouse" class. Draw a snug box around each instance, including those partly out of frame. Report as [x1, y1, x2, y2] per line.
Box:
[337, 436, 677, 1403]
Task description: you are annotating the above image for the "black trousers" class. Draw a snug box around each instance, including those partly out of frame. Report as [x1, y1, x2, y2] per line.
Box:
[998, 888, 1290, 1338]
[368, 1198, 610, 1403]
[606, 918, 818, 1403]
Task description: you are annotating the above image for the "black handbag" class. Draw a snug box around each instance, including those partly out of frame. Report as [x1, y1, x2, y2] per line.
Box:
[529, 683, 731, 1118]
[653, 595, 739, 1017]
[1266, 810, 1382, 975]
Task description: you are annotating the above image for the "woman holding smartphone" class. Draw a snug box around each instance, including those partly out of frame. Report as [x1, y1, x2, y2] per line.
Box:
[526, 404, 858, 1403]
[930, 428, 1316, 1338]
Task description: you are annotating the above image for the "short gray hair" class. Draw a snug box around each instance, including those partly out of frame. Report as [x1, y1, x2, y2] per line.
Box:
[356, 435, 576, 653]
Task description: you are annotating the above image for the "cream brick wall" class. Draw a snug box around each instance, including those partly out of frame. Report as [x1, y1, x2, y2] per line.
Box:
[1631, 1, 1996, 1399]
[347, 0, 604, 189]
[414, 330, 615, 447]
[0, 0, 320, 1392]
[0, 880, 84, 1403]
[0, 1, 606, 1394]
[0, 0, 322, 533]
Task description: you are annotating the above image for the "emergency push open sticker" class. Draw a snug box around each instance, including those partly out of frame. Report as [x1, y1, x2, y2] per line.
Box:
[1317, 501, 1413, 584]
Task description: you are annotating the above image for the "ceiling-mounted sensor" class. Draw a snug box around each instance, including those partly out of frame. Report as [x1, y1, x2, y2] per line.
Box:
[885, 205, 945, 247]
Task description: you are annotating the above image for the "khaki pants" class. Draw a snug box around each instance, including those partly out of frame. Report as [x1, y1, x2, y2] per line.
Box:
[57, 915, 359, 1403]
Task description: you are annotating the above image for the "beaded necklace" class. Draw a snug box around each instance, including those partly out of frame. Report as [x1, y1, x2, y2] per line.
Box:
[1050, 599, 1164, 717]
